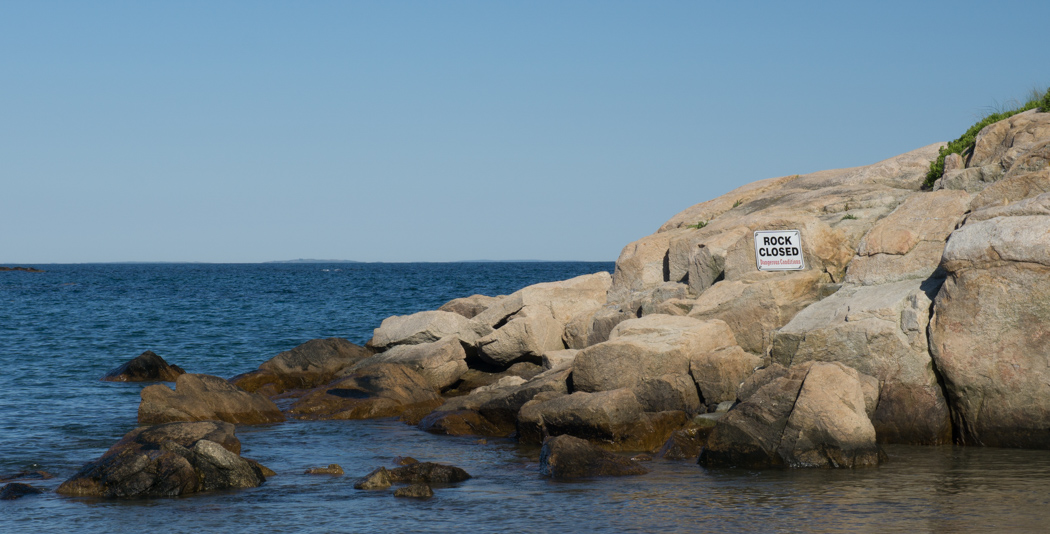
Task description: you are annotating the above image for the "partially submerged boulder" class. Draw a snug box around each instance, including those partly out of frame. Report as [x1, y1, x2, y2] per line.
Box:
[102, 350, 185, 382]
[139, 374, 285, 425]
[699, 362, 882, 469]
[288, 363, 443, 423]
[1, 483, 44, 500]
[539, 435, 649, 478]
[929, 214, 1050, 448]
[230, 338, 371, 396]
[57, 421, 267, 499]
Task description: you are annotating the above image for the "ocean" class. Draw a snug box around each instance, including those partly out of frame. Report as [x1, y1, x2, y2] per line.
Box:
[2, 262, 1049, 533]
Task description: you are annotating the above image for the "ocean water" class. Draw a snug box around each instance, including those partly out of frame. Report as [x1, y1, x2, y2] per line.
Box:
[2, 263, 1049, 533]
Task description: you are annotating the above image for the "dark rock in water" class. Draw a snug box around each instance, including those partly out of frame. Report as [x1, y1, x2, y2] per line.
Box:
[304, 464, 343, 475]
[539, 435, 649, 479]
[389, 462, 471, 484]
[699, 362, 883, 469]
[57, 421, 267, 499]
[230, 338, 371, 397]
[657, 426, 712, 460]
[289, 363, 443, 421]
[418, 409, 507, 437]
[394, 483, 434, 499]
[138, 373, 285, 425]
[1, 483, 44, 500]
[393, 456, 418, 466]
[353, 467, 393, 490]
[0, 470, 54, 483]
[102, 351, 185, 382]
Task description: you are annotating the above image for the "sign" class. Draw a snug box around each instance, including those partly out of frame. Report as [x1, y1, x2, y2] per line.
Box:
[754, 230, 805, 271]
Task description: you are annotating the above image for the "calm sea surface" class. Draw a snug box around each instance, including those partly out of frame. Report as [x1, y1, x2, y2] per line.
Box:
[2, 263, 1049, 533]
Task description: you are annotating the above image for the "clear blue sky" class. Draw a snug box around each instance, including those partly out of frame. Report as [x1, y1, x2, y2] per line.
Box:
[3, 1, 1048, 263]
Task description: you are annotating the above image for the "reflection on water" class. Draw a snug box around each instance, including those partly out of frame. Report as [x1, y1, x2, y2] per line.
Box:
[6, 419, 1050, 534]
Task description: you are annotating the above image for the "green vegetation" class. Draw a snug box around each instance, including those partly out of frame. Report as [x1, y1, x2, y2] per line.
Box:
[732, 199, 743, 208]
[923, 87, 1050, 190]
[686, 220, 708, 229]
[841, 214, 858, 220]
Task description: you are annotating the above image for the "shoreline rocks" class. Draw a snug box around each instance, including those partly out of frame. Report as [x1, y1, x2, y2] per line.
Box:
[139, 374, 285, 425]
[102, 351, 186, 382]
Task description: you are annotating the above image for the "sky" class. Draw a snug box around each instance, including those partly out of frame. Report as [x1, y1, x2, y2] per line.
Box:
[3, 1, 1049, 263]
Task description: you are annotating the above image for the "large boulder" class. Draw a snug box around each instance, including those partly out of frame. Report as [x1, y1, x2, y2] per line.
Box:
[772, 279, 952, 444]
[102, 351, 185, 382]
[368, 310, 477, 350]
[518, 388, 687, 451]
[573, 315, 737, 394]
[288, 363, 443, 423]
[57, 421, 267, 499]
[689, 345, 762, 408]
[969, 139, 1050, 212]
[138, 374, 285, 425]
[687, 270, 832, 355]
[845, 190, 971, 285]
[967, 109, 1050, 172]
[929, 215, 1050, 448]
[699, 362, 882, 468]
[350, 336, 467, 390]
[471, 273, 612, 365]
[230, 338, 371, 395]
[539, 435, 649, 478]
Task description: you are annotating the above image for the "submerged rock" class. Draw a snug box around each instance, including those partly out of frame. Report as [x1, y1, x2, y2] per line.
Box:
[353, 467, 393, 490]
[304, 464, 343, 475]
[1, 483, 44, 500]
[389, 462, 471, 484]
[57, 421, 267, 499]
[102, 350, 185, 382]
[539, 435, 649, 479]
[394, 483, 434, 499]
[138, 373, 285, 425]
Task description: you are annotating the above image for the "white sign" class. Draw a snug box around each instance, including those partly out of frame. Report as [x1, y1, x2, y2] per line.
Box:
[754, 230, 805, 271]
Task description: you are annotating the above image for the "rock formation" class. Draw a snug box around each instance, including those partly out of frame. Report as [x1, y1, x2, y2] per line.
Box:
[139, 374, 285, 425]
[102, 350, 185, 382]
[230, 338, 372, 396]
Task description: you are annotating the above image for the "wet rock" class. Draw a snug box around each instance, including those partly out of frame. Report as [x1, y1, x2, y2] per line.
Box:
[393, 456, 418, 466]
[289, 363, 442, 422]
[394, 483, 434, 499]
[102, 350, 185, 382]
[656, 426, 711, 460]
[139, 374, 285, 425]
[389, 462, 471, 484]
[539, 435, 649, 479]
[304, 464, 343, 475]
[353, 467, 393, 490]
[418, 409, 506, 437]
[1, 483, 44, 500]
[57, 421, 265, 499]
[699, 362, 882, 469]
[230, 338, 371, 396]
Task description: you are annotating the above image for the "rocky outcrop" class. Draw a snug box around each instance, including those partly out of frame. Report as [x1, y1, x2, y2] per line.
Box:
[772, 280, 951, 444]
[352, 463, 470, 493]
[700, 362, 882, 468]
[229, 338, 371, 396]
[102, 351, 185, 382]
[539, 435, 649, 478]
[689, 345, 761, 408]
[929, 214, 1050, 448]
[304, 464, 343, 475]
[57, 421, 267, 498]
[138, 374, 285, 425]
[288, 363, 443, 423]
